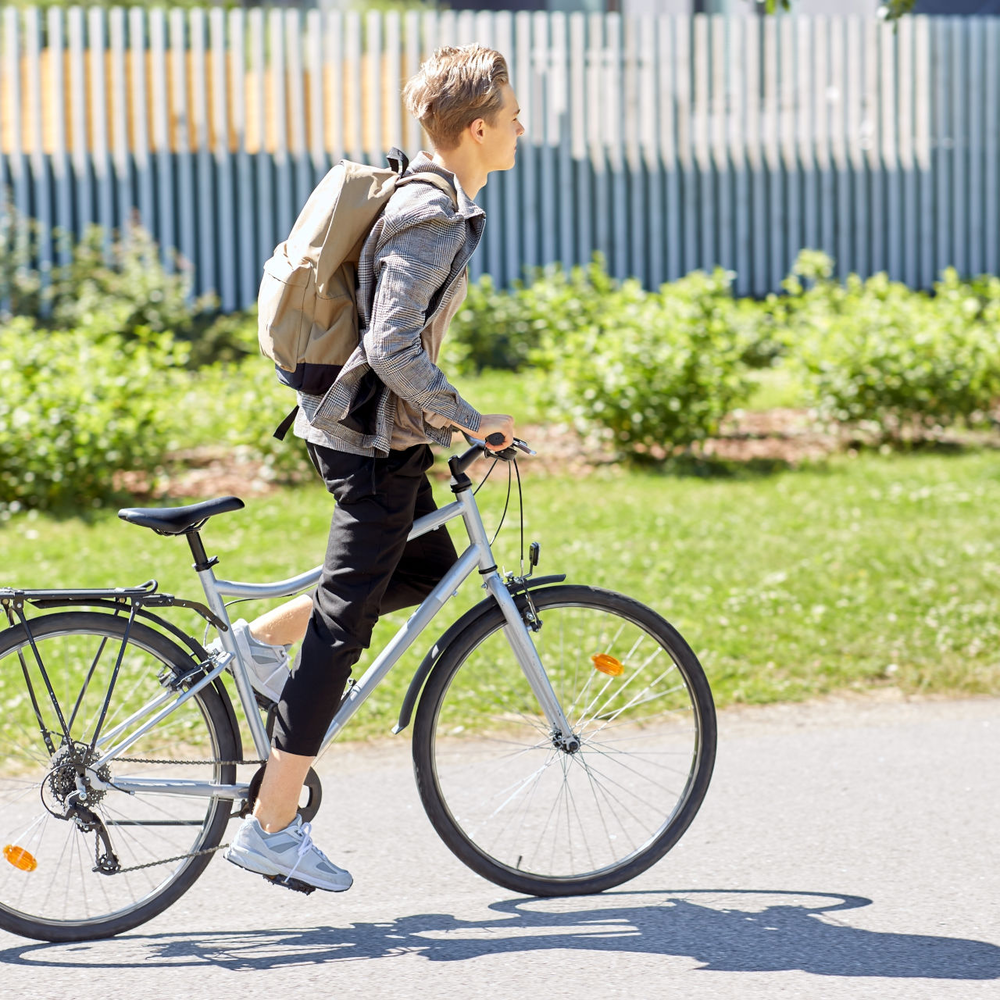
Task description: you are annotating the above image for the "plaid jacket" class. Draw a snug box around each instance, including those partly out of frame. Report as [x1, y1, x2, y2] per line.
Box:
[296, 152, 485, 456]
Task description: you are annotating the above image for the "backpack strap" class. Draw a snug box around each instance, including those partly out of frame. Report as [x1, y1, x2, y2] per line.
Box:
[273, 405, 299, 441]
[396, 171, 459, 208]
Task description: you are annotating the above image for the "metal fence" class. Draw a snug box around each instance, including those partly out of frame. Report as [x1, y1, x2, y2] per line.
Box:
[1, 8, 997, 310]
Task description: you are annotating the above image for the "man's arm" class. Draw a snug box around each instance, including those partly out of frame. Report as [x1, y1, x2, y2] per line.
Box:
[363, 214, 481, 433]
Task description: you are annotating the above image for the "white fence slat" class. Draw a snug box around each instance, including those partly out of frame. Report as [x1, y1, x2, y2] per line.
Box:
[745, 16, 765, 296]
[607, 16, 628, 280]
[269, 8, 292, 239]
[384, 12, 402, 156]
[211, 7, 235, 311]
[306, 9, 325, 179]
[538, 12, 557, 273]
[623, 16, 642, 285]
[847, 17, 866, 278]
[551, 13, 574, 276]
[250, 9, 273, 271]
[67, 7, 94, 237]
[677, 15, 695, 274]
[25, 6, 53, 291]
[456, 8, 476, 45]
[985, 20, 998, 278]
[48, 8, 72, 265]
[516, 11, 537, 273]
[881, 20, 901, 281]
[831, 19, 850, 280]
[638, 16, 661, 287]
[190, 10, 214, 298]
[693, 15, 712, 270]
[285, 9, 310, 212]
[229, 8, 257, 306]
[171, 8, 196, 281]
[149, 8, 173, 270]
[730, 16, 750, 297]
[365, 10, 382, 163]
[88, 8, 113, 251]
[346, 13, 363, 163]
[109, 8, 131, 238]
[946, 18, 963, 276]
[3, 8, 30, 264]
[914, 17, 933, 288]
[799, 18, 817, 258]
[659, 17, 680, 283]
[570, 12, 590, 272]
[968, 23, 984, 276]
[327, 13, 344, 161]
[711, 16, 730, 275]
[814, 16, 834, 260]
[897, 17, 917, 288]
[933, 19, 950, 279]
[129, 8, 154, 238]
[763, 16, 781, 287]
[404, 12, 421, 154]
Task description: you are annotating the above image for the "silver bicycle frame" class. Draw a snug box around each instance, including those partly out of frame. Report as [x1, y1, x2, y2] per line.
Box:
[106, 471, 573, 803]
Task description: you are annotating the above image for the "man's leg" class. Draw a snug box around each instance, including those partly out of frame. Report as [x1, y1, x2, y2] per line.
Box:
[254, 445, 434, 826]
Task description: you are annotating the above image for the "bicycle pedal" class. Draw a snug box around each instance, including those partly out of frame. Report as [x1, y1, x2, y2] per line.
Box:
[262, 873, 317, 895]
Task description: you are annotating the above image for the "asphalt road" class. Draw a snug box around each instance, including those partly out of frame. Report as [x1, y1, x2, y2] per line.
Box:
[2, 694, 998, 1000]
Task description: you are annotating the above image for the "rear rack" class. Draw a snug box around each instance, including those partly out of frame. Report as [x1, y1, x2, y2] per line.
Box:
[0, 580, 227, 631]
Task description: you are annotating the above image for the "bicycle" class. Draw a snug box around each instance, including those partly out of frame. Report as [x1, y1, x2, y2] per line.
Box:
[0, 436, 717, 942]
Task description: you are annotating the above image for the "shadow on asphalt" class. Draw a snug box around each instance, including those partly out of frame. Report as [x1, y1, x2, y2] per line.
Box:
[2, 889, 998, 979]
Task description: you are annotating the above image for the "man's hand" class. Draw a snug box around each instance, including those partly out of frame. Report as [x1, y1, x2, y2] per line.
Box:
[457, 413, 514, 451]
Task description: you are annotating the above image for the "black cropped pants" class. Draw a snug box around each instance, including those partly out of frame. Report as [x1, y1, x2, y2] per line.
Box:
[271, 442, 457, 756]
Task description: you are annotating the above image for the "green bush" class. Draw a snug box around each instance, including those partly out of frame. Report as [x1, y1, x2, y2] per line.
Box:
[785, 253, 1000, 438]
[0, 318, 191, 511]
[536, 265, 754, 457]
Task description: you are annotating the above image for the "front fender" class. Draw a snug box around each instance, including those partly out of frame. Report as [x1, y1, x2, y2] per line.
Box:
[392, 575, 566, 734]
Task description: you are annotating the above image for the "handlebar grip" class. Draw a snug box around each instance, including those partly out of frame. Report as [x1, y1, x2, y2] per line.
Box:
[484, 432, 507, 448]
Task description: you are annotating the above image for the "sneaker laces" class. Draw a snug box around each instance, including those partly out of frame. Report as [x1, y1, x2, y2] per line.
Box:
[285, 821, 315, 883]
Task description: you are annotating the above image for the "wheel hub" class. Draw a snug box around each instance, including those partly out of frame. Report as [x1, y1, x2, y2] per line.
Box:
[552, 731, 582, 754]
[42, 742, 112, 820]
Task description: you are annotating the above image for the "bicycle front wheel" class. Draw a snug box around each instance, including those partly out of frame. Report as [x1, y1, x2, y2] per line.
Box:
[413, 585, 716, 896]
[0, 611, 238, 941]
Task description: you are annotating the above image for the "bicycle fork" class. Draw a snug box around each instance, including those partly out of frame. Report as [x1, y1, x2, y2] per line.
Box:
[458, 489, 578, 749]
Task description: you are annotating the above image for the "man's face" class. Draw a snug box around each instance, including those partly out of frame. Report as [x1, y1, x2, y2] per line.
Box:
[479, 83, 524, 174]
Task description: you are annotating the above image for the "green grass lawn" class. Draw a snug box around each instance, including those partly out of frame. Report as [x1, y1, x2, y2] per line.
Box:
[3, 445, 999, 741]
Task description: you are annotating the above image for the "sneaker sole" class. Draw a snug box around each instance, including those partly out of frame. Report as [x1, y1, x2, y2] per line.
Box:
[224, 845, 353, 893]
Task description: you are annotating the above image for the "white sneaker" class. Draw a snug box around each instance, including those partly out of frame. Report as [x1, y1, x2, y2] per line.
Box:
[209, 619, 290, 705]
[225, 815, 352, 892]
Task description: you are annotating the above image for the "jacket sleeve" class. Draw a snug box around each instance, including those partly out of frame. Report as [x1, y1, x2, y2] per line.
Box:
[362, 213, 481, 434]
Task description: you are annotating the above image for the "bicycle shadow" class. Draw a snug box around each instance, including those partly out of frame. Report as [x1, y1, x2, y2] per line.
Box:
[2, 889, 998, 979]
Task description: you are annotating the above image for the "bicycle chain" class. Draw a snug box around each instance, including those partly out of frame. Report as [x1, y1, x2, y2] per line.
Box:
[114, 757, 265, 766]
[93, 757, 266, 874]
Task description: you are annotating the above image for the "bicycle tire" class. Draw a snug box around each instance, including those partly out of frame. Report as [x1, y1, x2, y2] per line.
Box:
[0, 610, 238, 941]
[412, 585, 716, 896]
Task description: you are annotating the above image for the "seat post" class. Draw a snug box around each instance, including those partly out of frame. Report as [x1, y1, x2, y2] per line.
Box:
[184, 529, 218, 573]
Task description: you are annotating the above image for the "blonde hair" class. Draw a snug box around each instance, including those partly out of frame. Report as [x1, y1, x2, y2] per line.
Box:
[403, 45, 510, 152]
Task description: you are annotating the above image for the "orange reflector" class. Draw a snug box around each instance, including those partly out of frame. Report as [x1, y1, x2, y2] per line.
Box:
[591, 653, 624, 677]
[3, 845, 37, 872]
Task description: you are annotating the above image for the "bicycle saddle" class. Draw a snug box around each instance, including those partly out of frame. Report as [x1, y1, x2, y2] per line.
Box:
[118, 496, 245, 535]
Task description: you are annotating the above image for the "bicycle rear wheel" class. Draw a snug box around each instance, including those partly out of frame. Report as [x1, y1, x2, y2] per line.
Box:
[0, 611, 238, 941]
[413, 585, 716, 896]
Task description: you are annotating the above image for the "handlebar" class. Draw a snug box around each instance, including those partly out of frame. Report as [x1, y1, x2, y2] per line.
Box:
[448, 435, 534, 478]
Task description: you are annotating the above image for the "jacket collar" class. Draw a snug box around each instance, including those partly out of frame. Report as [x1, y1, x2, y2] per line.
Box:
[406, 151, 484, 221]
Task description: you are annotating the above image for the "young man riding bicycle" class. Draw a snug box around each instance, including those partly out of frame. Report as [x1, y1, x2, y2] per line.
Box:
[222, 44, 524, 892]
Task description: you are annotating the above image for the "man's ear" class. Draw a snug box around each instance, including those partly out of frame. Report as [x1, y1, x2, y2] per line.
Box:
[468, 117, 487, 145]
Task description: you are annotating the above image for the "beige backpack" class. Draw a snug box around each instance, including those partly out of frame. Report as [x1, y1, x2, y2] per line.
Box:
[258, 149, 455, 412]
